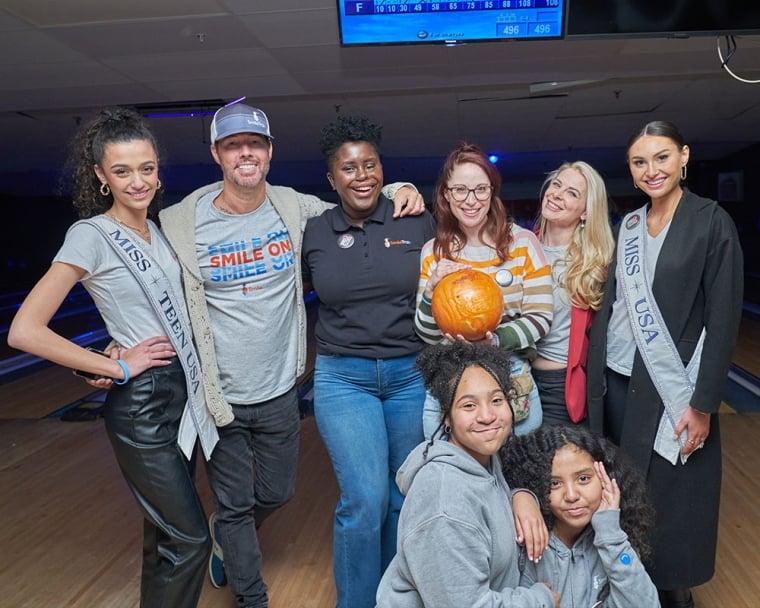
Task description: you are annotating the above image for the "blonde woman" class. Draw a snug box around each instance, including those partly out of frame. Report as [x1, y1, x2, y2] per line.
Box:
[532, 161, 614, 425]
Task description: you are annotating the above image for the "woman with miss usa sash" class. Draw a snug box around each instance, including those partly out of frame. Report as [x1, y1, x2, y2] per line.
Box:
[8, 107, 218, 608]
[586, 121, 743, 608]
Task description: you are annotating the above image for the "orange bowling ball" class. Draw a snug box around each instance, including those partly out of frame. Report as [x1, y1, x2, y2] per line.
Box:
[431, 268, 504, 341]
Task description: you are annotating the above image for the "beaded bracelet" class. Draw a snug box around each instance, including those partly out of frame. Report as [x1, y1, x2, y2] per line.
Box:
[113, 359, 130, 385]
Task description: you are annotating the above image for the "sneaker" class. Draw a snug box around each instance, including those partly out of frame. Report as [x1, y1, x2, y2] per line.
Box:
[208, 512, 227, 588]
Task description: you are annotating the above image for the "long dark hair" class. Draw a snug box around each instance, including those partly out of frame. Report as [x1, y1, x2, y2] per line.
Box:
[501, 424, 654, 563]
[60, 107, 163, 219]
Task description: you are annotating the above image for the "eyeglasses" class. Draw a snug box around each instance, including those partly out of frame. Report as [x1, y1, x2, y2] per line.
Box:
[447, 184, 492, 202]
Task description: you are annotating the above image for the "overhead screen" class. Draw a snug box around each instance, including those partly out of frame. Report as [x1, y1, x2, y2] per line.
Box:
[567, 0, 760, 37]
[337, 0, 567, 46]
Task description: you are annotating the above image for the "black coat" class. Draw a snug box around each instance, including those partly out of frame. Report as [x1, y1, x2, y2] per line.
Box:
[587, 189, 744, 588]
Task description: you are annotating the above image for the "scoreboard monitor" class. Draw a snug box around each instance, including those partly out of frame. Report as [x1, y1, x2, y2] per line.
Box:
[337, 0, 566, 46]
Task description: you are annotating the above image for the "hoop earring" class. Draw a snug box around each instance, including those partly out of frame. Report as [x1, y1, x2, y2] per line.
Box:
[633, 182, 639, 190]
[681, 165, 688, 180]
[443, 425, 452, 435]
[157, 179, 162, 190]
[99, 182, 110, 196]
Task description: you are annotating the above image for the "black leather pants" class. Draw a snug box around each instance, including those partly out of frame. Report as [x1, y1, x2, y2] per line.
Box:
[103, 358, 210, 608]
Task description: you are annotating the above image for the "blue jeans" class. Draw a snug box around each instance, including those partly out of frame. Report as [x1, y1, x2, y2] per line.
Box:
[422, 356, 543, 439]
[204, 387, 301, 608]
[314, 353, 425, 608]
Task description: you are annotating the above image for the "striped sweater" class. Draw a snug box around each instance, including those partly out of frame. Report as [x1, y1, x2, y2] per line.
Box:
[415, 226, 553, 353]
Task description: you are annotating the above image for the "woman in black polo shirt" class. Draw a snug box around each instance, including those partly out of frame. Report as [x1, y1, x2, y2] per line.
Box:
[301, 115, 436, 608]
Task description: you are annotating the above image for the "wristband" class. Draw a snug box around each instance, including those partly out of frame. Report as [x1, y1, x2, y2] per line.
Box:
[113, 359, 130, 385]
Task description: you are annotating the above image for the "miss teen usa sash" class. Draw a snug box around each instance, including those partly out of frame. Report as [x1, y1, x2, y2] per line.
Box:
[617, 207, 704, 465]
[84, 217, 218, 460]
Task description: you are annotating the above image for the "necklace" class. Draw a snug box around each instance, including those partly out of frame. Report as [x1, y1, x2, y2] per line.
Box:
[214, 192, 264, 215]
[215, 194, 242, 215]
[216, 200, 237, 214]
[106, 212, 151, 241]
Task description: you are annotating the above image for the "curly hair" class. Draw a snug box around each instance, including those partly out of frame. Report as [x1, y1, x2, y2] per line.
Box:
[501, 425, 654, 563]
[318, 115, 382, 168]
[59, 106, 163, 219]
[416, 341, 516, 441]
[535, 161, 614, 310]
[432, 142, 514, 264]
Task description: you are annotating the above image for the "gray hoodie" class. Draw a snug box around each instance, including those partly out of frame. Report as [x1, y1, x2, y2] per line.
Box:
[520, 510, 660, 607]
[376, 440, 556, 608]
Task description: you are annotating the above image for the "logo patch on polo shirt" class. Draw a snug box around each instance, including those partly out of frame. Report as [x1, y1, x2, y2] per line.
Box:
[337, 234, 354, 249]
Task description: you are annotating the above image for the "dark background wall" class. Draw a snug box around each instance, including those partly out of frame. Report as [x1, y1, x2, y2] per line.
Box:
[1, 151, 758, 303]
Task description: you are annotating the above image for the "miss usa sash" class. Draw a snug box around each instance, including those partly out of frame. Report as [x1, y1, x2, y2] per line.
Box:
[84, 217, 218, 460]
[617, 207, 704, 465]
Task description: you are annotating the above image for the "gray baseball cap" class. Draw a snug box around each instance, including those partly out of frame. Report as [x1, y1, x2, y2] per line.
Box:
[210, 102, 273, 142]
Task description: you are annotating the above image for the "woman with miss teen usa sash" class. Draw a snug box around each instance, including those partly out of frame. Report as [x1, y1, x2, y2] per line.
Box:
[586, 121, 743, 608]
[8, 107, 217, 608]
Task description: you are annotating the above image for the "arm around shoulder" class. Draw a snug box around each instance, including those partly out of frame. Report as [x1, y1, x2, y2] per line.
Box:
[382, 181, 417, 200]
[274, 185, 335, 220]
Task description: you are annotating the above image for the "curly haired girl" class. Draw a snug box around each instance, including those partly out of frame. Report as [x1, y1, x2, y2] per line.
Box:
[502, 425, 659, 607]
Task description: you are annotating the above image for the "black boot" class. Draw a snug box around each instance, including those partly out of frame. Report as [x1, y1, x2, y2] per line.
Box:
[658, 588, 694, 608]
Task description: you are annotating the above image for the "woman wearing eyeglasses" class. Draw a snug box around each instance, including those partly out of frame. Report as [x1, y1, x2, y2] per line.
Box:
[415, 142, 553, 438]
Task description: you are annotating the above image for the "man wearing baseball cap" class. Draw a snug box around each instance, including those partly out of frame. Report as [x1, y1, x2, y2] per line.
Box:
[159, 100, 423, 608]
[209, 102, 273, 142]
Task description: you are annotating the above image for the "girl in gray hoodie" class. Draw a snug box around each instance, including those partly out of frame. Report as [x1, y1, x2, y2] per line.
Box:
[502, 426, 660, 607]
[376, 342, 559, 608]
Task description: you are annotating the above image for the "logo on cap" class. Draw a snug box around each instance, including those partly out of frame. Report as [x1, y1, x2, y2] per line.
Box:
[210, 102, 273, 142]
